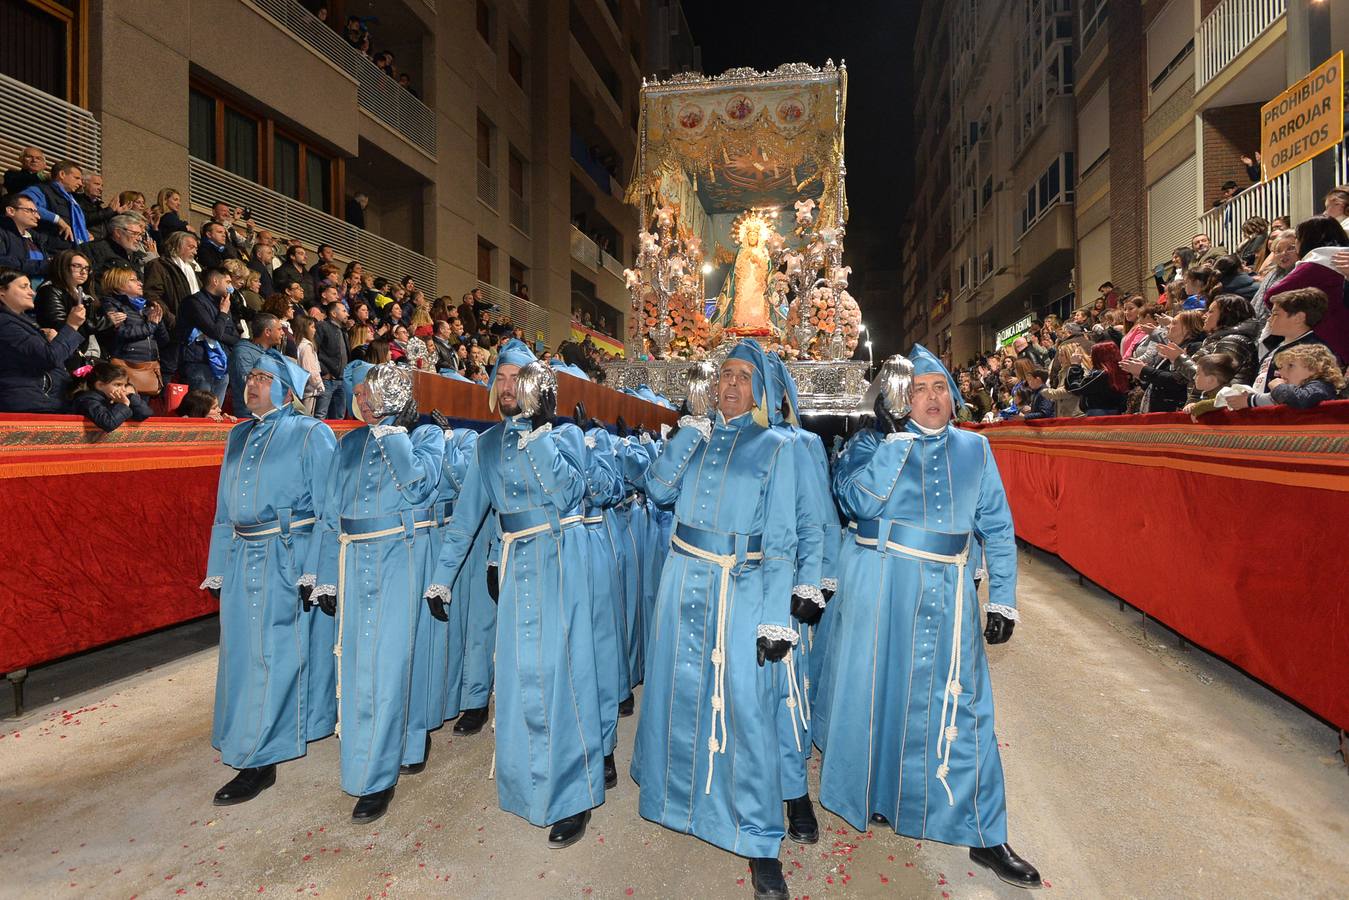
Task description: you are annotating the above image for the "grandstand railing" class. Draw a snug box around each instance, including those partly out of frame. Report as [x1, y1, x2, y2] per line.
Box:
[1196, 171, 1290, 252]
[188, 156, 437, 292]
[247, 0, 436, 158]
[0, 72, 101, 175]
[569, 226, 626, 284]
[1195, 0, 1286, 91]
[474, 281, 551, 340]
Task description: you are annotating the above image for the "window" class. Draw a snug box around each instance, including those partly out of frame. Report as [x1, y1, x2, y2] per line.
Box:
[476, 114, 493, 168]
[981, 176, 993, 209]
[509, 257, 527, 297]
[189, 89, 217, 162]
[1018, 154, 1077, 237]
[274, 136, 300, 199]
[1081, 0, 1107, 46]
[223, 108, 259, 181]
[476, 0, 493, 44]
[305, 152, 331, 211]
[0, 0, 83, 104]
[477, 237, 494, 284]
[508, 40, 524, 87]
[508, 149, 525, 197]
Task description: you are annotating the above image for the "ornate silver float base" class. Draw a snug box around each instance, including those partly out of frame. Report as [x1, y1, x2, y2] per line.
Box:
[604, 358, 868, 416]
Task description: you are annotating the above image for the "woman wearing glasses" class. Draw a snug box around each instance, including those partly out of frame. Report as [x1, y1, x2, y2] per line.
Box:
[36, 250, 101, 352]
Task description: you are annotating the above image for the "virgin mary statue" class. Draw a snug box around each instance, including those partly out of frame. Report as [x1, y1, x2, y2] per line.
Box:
[716, 218, 776, 331]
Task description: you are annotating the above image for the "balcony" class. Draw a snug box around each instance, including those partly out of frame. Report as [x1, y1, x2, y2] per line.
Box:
[1195, 0, 1286, 91]
[247, 0, 436, 157]
[569, 225, 625, 282]
[0, 71, 101, 172]
[570, 132, 621, 198]
[477, 161, 500, 210]
[475, 281, 549, 340]
[1197, 172, 1290, 252]
[509, 190, 530, 234]
[188, 157, 436, 291]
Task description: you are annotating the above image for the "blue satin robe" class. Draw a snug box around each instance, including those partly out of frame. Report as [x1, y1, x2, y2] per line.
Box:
[613, 437, 653, 683]
[818, 423, 1017, 848]
[312, 421, 445, 796]
[632, 412, 798, 859]
[439, 428, 498, 712]
[582, 427, 629, 755]
[206, 407, 337, 768]
[429, 418, 605, 826]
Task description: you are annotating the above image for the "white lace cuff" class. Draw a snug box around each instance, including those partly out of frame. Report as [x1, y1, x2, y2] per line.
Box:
[884, 431, 916, 443]
[200, 576, 223, 590]
[313, 584, 336, 598]
[793, 584, 826, 609]
[442, 427, 455, 439]
[517, 422, 552, 450]
[639, 432, 653, 445]
[425, 583, 451, 602]
[821, 577, 838, 593]
[678, 415, 712, 442]
[371, 424, 407, 439]
[584, 434, 597, 448]
[984, 603, 1019, 622]
[757, 624, 800, 645]
[296, 573, 316, 588]
[660, 423, 672, 440]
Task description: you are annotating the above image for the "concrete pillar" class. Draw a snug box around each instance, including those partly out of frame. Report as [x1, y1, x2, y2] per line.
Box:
[1285, 0, 1336, 221]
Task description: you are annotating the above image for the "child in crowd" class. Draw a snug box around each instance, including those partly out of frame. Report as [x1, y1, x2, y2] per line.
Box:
[178, 388, 235, 421]
[1261, 344, 1345, 409]
[71, 360, 153, 432]
[1183, 352, 1239, 418]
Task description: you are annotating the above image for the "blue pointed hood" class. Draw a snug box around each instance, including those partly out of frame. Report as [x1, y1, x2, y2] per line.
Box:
[765, 353, 801, 426]
[725, 338, 776, 427]
[250, 348, 309, 409]
[908, 342, 965, 409]
[488, 338, 537, 412]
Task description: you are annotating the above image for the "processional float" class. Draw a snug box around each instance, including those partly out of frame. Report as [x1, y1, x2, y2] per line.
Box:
[606, 60, 868, 414]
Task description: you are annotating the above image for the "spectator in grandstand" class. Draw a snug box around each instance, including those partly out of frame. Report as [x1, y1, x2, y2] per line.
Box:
[36, 250, 97, 347]
[3, 146, 46, 195]
[1016, 368, 1056, 420]
[1254, 344, 1345, 409]
[1155, 246, 1196, 293]
[431, 320, 460, 373]
[83, 213, 152, 279]
[1183, 352, 1240, 417]
[1122, 309, 1205, 413]
[309, 243, 337, 280]
[1210, 180, 1240, 209]
[196, 221, 241, 270]
[1234, 216, 1271, 270]
[178, 388, 234, 421]
[156, 188, 189, 238]
[1182, 264, 1212, 310]
[1322, 185, 1349, 231]
[1166, 294, 1260, 393]
[1, 193, 53, 277]
[292, 314, 324, 415]
[345, 192, 368, 229]
[235, 268, 266, 323]
[313, 301, 349, 418]
[70, 360, 153, 431]
[172, 267, 239, 403]
[247, 241, 276, 297]
[1251, 229, 1299, 319]
[76, 173, 123, 242]
[142, 229, 200, 331]
[0, 268, 85, 412]
[209, 202, 254, 255]
[1246, 288, 1330, 398]
[348, 303, 376, 352]
[99, 265, 169, 371]
[1119, 296, 1154, 360]
[1191, 232, 1226, 265]
[1239, 152, 1263, 184]
[20, 159, 86, 247]
[1207, 255, 1258, 304]
[226, 312, 285, 408]
[260, 292, 299, 356]
[272, 244, 314, 304]
[1066, 341, 1129, 416]
[1264, 215, 1349, 364]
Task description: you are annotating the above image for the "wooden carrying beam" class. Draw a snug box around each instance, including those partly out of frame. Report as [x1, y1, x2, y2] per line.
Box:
[411, 370, 679, 430]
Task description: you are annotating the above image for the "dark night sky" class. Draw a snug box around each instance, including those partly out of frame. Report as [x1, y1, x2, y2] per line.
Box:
[680, 0, 921, 354]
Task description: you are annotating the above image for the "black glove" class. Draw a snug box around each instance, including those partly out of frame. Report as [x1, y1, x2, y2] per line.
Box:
[822, 586, 835, 604]
[874, 393, 903, 435]
[790, 593, 824, 626]
[299, 582, 314, 611]
[487, 564, 499, 603]
[984, 612, 1015, 644]
[574, 401, 588, 427]
[615, 416, 629, 437]
[756, 635, 792, 666]
[207, 585, 221, 600]
[315, 592, 337, 617]
[426, 591, 449, 622]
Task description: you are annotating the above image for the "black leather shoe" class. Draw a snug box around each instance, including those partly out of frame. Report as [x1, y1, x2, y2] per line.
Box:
[351, 787, 394, 824]
[546, 810, 590, 849]
[604, 753, 617, 789]
[618, 694, 634, 717]
[970, 843, 1042, 889]
[399, 734, 432, 775]
[870, 812, 889, 826]
[748, 857, 788, 899]
[453, 706, 489, 735]
[212, 765, 276, 806]
[785, 793, 818, 844]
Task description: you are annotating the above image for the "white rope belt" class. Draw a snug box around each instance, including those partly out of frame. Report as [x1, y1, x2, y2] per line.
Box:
[885, 538, 971, 806]
[669, 533, 764, 794]
[784, 623, 810, 751]
[333, 519, 435, 736]
[581, 514, 605, 525]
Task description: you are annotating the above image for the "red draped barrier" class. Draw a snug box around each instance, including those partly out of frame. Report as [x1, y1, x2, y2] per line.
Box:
[966, 401, 1349, 729]
[0, 373, 674, 675]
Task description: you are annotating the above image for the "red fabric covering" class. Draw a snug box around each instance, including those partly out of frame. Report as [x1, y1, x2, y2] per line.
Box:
[967, 401, 1349, 729]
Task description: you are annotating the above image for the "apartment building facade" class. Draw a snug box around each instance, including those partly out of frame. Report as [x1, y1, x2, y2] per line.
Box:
[0, 0, 662, 346]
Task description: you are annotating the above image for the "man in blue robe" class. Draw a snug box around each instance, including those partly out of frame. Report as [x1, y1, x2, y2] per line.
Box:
[203, 349, 337, 806]
[632, 339, 800, 900]
[308, 362, 445, 823]
[423, 341, 605, 848]
[817, 346, 1041, 889]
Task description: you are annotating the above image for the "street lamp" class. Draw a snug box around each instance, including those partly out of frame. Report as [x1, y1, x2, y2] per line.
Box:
[865, 339, 874, 378]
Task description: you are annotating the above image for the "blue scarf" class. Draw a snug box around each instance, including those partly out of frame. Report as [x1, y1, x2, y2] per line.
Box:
[55, 184, 89, 243]
[122, 293, 146, 312]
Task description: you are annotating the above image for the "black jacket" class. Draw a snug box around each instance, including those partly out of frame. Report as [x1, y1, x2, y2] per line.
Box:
[1021, 387, 1058, 420]
[157, 211, 190, 239]
[1066, 365, 1129, 414]
[196, 240, 240, 271]
[82, 237, 148, 280]
[71, 388, 153, 432]
[171, 290, 240, 372]
[0, 306, 83, 412]
[26, 181, 79, 249]
[313, 318, 349, 380]
[0, 218, 51, 277]
[33, 283, 104, 352]
[76, 193, 118, 242]
[101, 295, 169, 362]
[141, 257, 195, 330]
[1253, 331, 1328, 389]
[3, 169, 42, 195]
[247, 257, 275, 298]
[272, 262, 314, 303]
[1218, 272, 1259, 303]
[1187, 317, 1263, 388]
[1137, 336, 1204, 413]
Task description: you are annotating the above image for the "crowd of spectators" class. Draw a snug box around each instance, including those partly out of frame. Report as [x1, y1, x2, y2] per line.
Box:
[0, 145, 614, 430]
[312, 7, 421, 97]
[951, 192, 1349, 424]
